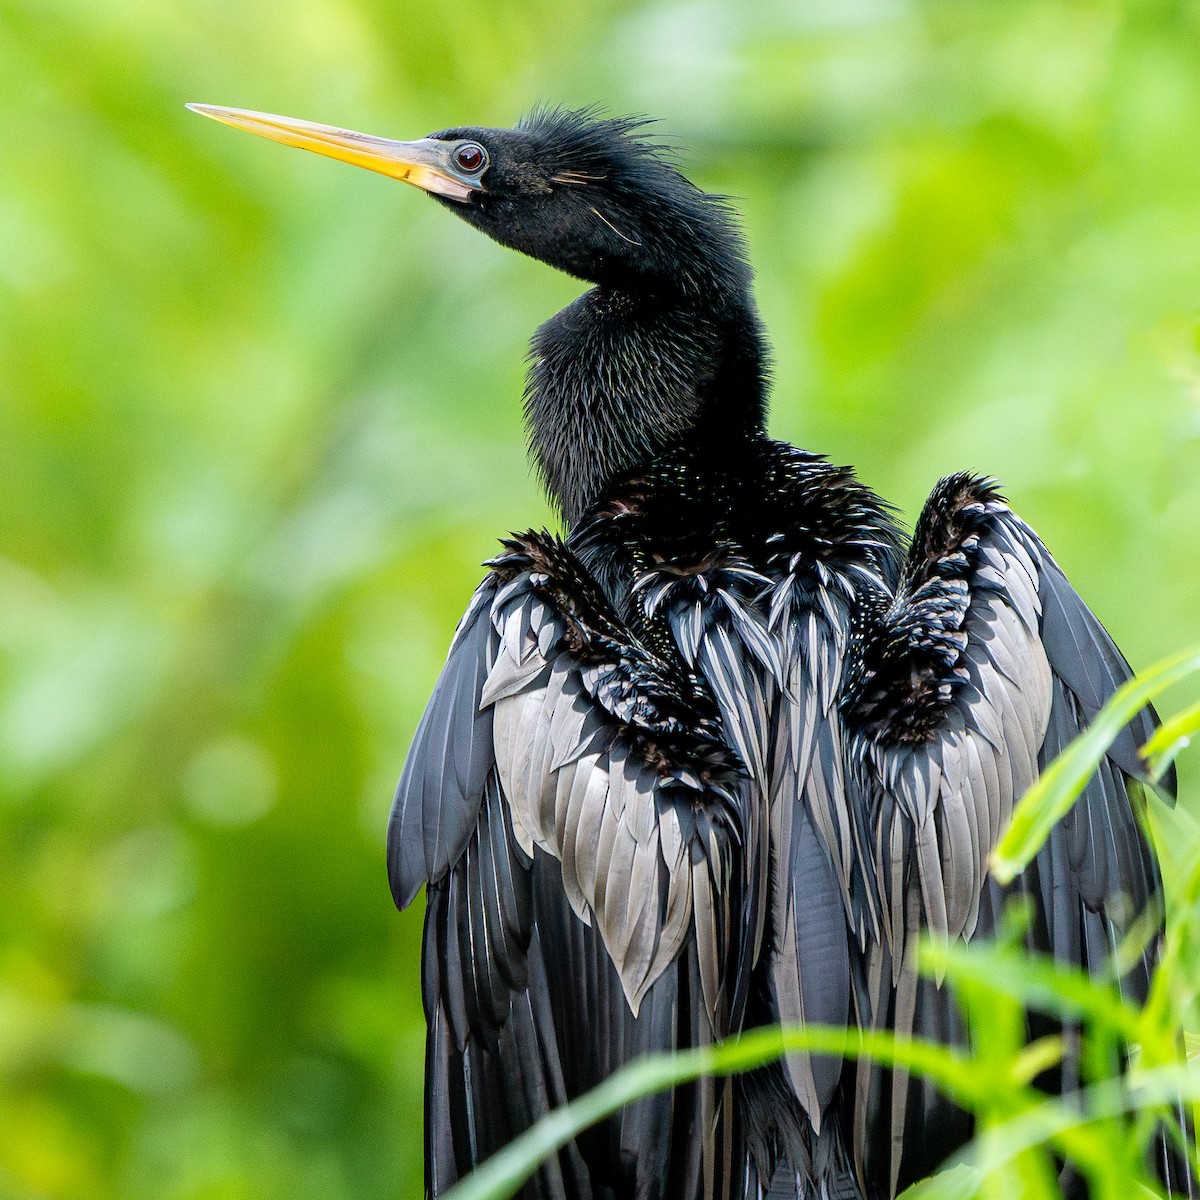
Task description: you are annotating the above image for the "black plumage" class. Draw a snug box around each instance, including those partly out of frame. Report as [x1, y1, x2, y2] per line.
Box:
[189, 101, 1187, 1200]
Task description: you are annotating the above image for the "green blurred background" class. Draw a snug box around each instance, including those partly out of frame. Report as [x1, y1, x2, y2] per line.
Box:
[2, 0, 1199, 1196]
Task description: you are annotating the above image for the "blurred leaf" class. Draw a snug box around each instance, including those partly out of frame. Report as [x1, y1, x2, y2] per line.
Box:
[897, 1164, 981, 1200]
[1143, 697, 1200, 785]
[992, 645, 1200, 884]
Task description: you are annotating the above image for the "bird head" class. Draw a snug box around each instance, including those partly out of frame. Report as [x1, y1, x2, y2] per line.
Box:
[188, 104, 751, 301]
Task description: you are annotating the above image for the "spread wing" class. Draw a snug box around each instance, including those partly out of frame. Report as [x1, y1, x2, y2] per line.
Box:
[388, 530, 754, 1199]
[840, 474, 1170, 1195]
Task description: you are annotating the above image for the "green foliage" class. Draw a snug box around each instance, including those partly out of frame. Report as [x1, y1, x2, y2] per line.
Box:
[2, 1, 1200, 1197]
[992, 644, 1200, 884]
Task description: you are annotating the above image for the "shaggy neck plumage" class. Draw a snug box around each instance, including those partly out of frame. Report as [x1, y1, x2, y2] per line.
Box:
[525, 282, 767, 527]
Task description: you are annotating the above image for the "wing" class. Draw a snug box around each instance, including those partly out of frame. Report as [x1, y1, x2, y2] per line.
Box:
[840, 474, 1171, 1195]
[389, 530, 754, 1199]
[390, 580, 499, 909]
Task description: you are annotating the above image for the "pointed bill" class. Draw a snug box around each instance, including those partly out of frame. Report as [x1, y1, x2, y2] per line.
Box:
[186, 104, 479, 202]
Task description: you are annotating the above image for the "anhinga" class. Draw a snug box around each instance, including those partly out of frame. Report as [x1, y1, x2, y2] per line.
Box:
[189, 103, 1185, 1199]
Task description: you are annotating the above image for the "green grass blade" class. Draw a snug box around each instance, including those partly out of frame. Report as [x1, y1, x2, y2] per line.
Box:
[1141, 697, 1200, 784]
[991, 646, 1200, 884]
[442, 1025, 969, 1200]
[896, 1164, 981, 1200]
[918, 938, 1142, 1042]
[963, 1063, 1200, 1177]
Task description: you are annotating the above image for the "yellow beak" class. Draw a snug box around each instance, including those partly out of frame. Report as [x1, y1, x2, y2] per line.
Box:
[186, 104, 479, 202]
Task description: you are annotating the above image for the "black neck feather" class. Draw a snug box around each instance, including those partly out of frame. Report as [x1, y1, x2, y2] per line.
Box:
[525, 284, 768, 527]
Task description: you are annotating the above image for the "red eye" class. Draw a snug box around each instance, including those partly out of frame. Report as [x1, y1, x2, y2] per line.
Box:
[454, 142, 486, 173]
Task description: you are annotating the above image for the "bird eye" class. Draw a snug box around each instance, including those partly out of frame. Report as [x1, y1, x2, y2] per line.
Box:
[453, 142, 487, 173]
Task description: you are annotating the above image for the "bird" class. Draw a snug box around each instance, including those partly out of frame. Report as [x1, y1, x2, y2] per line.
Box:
[189, 102, 1184, 1200]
